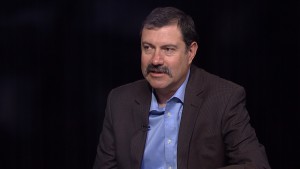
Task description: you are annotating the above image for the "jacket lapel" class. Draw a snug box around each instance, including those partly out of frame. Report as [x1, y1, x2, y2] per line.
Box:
[130, 81, 152, 169]
[177, 66, 205, 169]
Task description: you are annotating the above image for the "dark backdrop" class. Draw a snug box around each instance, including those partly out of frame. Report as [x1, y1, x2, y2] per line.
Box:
[0, 0, 299, 168]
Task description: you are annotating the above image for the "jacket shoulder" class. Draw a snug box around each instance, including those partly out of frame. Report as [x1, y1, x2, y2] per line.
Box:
[190, 65, 244, 93]
[108, 79, 150, 100]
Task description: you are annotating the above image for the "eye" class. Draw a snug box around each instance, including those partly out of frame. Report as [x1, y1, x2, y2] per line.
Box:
[143, 44, 154, 54]
[144, 45, 150, 50]
[166, 47, 175, 52]
[163, 46, 176, 56]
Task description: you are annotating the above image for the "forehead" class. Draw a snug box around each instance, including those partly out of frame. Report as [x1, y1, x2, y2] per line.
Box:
[141, 24, 184, 44]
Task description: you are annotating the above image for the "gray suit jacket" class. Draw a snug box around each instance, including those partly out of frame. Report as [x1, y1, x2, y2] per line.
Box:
[93, 65, 271, 169]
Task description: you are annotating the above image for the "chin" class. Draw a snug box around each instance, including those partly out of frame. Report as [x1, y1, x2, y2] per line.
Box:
[148, 82, 168, 90]
[146, 76, 171, 89]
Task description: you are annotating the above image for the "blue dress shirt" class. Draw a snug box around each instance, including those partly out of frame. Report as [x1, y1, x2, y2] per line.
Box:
[142, 70, 190, 169]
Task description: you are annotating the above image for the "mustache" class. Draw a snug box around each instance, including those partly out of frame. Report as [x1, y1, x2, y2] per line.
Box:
[145, 64, 172, 77]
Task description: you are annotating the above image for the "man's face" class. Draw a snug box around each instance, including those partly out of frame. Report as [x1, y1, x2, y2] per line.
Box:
[141, 24, 197, 94]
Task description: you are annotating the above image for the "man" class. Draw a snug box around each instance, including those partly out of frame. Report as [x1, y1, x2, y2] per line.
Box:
[93, 7, 271, 169]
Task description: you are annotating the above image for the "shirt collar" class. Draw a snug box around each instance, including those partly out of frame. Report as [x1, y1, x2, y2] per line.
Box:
[150, 69, 190, 112]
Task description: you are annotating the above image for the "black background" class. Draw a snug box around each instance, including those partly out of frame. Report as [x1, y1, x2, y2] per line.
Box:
[0, 0, 299, 168]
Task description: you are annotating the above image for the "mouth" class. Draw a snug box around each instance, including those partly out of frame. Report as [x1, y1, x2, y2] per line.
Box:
[148, 71, 165, 77]
[150, 69, 165, 73]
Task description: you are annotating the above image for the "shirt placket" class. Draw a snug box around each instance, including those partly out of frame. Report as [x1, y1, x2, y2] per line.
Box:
[164, 99, 182, 169]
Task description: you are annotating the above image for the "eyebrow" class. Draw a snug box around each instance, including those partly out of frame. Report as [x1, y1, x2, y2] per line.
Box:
[161, 44, 177, 49]
[141, 42, 154, 47]
[141, 42, 177, 49]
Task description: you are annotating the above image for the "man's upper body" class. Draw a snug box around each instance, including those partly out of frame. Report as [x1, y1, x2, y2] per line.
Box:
[93, 6, 271, 169]
[93, 65, 270, 169]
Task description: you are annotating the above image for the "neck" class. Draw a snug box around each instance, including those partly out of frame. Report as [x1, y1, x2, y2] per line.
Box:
[154, 89, 176, 106]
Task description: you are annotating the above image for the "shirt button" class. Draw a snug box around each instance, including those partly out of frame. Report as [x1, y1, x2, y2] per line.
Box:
[167, 139, 172, 144]
[168, 166, 172, 169]
[167, 112, 171, 117]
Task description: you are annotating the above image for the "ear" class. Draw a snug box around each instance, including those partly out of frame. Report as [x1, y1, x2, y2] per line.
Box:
[187, 41, 198, 64]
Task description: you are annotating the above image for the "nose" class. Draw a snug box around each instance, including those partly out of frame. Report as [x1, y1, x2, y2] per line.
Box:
[151, 50, 164, 65]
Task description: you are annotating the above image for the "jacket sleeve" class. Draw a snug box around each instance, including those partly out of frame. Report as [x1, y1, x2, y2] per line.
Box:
[221, 86, 271, 169]
[93, 91, 118, 169]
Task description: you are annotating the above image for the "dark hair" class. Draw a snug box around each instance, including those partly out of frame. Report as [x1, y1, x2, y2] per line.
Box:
[141, 7, 198, 47]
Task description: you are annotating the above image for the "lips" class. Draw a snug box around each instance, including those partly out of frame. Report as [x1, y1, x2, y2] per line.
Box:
[149, 71, 164, 75]
[150, 69, 164, 73]
[147, 71, 166, 78]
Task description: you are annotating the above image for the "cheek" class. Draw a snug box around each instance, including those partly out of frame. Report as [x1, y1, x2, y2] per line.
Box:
[141, 57, 147, 67]
[171, 57, 189, 74]
[141, 55, 149, 72]
[173, 56, 188, 67]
